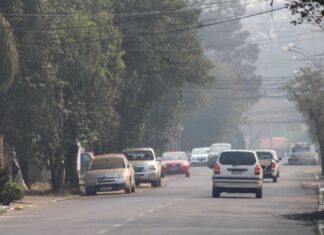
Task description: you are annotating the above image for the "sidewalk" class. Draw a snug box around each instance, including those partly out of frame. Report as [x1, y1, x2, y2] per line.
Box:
[0, 193, 80, 213]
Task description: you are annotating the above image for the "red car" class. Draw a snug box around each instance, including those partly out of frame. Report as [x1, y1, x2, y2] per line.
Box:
[161, 152, 190, 177]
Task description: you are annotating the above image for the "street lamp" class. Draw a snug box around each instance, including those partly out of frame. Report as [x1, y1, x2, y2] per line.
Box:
[283, 44, 324, 72]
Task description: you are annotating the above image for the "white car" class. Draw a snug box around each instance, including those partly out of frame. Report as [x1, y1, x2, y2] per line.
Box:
[212, 150, 263, 198]
[190, 147, 210, 166]
[207, 143, 231, 168]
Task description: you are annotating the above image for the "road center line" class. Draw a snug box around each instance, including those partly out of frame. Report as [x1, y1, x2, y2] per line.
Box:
[113, 224, 123, 228]
[139, 213, 146, 217]
[157, 205, 164, 209]
[126, 218, 135, 222]
[147, 209, 154, 213]
[97, 230, 108, 234]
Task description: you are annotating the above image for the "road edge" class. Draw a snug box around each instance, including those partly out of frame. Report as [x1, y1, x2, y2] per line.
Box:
[315, 172, 324, 235]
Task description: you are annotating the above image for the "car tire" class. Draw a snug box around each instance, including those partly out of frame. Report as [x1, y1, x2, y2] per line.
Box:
[135, 182, 140, 187]
[212, 186, 220, 198]
[131, 183, 136, 193]
[273, 176, 277, 183]
[151, 178, 160, 187]
[161, 173, 165, 178]
[125, 184, 131, 194]
[85, 187, 96, 196]
[185, 172, 190, 177]
[256, 187, 263, 199]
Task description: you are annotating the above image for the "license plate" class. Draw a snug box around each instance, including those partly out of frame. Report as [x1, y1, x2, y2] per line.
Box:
[231, 171, 243, 175]
[101, 186, 112, 191]
[169, 167, 178, 172]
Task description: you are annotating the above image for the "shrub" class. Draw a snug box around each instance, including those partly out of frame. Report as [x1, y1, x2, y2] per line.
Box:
[0, 181, 23, 205]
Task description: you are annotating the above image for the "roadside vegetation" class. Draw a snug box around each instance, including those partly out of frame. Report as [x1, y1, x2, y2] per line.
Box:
[0, 0, 260, 193]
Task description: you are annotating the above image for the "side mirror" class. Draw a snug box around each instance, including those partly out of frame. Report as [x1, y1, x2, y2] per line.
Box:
[128, 163, 133, 168]
[278, 157, 282, 161]
[157, 157, 162, 162]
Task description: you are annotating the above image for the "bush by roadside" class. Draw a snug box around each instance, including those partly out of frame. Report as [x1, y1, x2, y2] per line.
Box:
[0, 167, 23, 205]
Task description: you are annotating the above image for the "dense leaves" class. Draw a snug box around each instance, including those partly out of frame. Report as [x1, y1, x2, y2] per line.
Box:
[286, 68, 324, 174]
[0, 0, 214, 192]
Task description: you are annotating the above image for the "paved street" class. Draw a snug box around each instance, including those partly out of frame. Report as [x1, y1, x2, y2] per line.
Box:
[0, 166, 319, 235]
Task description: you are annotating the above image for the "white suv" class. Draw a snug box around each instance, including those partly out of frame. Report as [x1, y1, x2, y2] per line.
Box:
[212, 150, 263, 198]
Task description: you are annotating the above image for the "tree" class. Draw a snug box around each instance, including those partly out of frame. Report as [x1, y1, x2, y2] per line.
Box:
[112, 0, 212, 149]
[286, 68, 324, 174]
[286, 0, 324, 29]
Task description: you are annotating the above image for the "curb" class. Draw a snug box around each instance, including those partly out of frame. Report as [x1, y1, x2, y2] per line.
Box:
[315, 172, 324, 235]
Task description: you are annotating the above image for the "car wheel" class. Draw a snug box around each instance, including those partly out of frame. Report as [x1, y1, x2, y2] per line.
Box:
[151, 179, 160, 187]
[131, 183, 136, 193]
[135, 182, 140, 187]
[273, 176, 277, 183]
[256, 187, 263, 199]
[161, 173, 165, 178]
[212, 186, 220, 198]
[125, 184, 131, 194]
[185, 172, 190, 177]
[85, 187, 96, 196]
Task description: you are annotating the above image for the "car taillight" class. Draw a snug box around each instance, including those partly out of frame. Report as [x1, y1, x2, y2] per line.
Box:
[271, 161, 276, 169]
[255, 164, 261, 176]
[214, 164, 221, 174]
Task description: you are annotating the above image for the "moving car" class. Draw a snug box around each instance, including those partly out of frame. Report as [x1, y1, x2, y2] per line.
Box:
[161, 151, 190, 177]
[255, 150, 280, 183]
[123, 148, 162, 187]
[287, 143, 318, 165]
[190, 147, 210, 166]
[84, 154, 136, 195]
[207, 143, 232, 168]
[212, 150, 263, 198]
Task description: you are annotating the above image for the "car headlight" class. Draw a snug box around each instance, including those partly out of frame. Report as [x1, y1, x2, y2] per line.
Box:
[116, 173, 127, 181]
[145, 165, 156, 171]
[181, 162, 189, 167]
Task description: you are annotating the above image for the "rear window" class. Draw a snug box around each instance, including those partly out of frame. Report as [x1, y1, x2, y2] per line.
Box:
[90, 158, 125, 170]
[256, 152, 272, 160]
[162, 152, 187, 160]
[124, 151, 154, 161]
[219, 152, 256, 165]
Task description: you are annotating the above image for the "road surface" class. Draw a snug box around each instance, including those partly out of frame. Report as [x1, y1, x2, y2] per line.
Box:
[0, 165, 319, 235]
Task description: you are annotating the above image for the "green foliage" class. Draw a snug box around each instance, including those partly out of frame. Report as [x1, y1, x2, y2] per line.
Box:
[0, 167, 23, 205]
[286, 68, 324, 173]
[0, 181, 23, 205]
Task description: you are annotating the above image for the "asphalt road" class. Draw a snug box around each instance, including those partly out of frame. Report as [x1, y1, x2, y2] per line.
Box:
[0, 165, 319, 235]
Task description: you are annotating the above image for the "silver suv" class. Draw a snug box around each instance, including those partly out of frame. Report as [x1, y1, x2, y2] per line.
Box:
[212, 150, 263, 198]
[123, 148, 162, 187]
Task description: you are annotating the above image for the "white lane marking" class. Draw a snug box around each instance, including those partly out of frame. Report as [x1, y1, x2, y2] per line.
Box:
[126, 218, 135, 222]
[174, 198, 182, 202]
[156, 205, 164, 209]
[139, 213, 146, 217]
[97, 230, 108, 234]
[166, 202, 173, 206]
[147, 209, 154, 213]
[113, 224, 123, 228]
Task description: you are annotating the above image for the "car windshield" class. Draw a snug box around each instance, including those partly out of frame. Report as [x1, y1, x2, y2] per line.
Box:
[210, 144, 231, 153]
[162, 152, 187, 161]
[219, 152, 256, 165]
[89, 158, 125, 170]
[191, 148, 209, 154]
[124, 151, 154, 161]
[256, 152, 272, 160]
[292, 146, 311, 153]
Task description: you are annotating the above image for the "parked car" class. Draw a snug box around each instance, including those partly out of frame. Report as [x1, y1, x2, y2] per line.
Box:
[207, 143, 232, 168]
[84, 154, 136, 195]
[190, 147, 210, 166]
[212, 150, 263, 198]
[287, 143, 318, 165]
[161, 151, 190, 177]
[122, 148, 162, 187]
[255, 150, 280, 183]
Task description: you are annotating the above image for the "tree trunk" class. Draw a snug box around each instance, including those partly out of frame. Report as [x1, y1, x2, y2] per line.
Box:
[65, 143, 79, 190]
[50, 155, 65, 194]
[320, 143, 324, 176]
